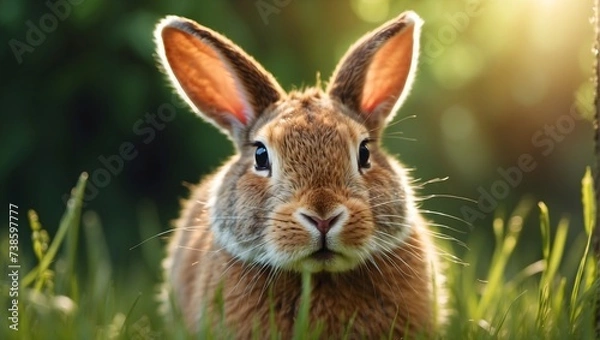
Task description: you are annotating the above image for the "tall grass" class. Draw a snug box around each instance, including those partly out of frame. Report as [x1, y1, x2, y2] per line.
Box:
[0, 169, 597, 339]
[444, 168, 597, 339]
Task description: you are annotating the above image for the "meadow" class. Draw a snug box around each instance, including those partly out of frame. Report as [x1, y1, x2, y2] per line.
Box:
[0, 168, 596, 339]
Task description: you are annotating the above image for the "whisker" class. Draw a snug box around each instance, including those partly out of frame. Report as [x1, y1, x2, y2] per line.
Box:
[419, 209, 473, 229]
[129, 228, 178, 250]
[412, 177, 449, 187]
[418, 194, 477, 204]
[427, 222, 467, 234]
[382, 135, 417, 142]
[385, 114, 417, 128]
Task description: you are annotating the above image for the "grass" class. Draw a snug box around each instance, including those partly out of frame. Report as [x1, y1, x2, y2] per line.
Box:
[1, 169, 598, 339]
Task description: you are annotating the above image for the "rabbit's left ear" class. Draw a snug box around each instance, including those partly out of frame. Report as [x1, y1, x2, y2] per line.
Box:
[155, 16, 284, 142]
[327, 12, 422, 133]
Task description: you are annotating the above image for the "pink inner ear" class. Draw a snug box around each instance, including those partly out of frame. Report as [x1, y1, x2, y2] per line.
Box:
[163, 28, 249, 125]
[360, 25, 415, 114]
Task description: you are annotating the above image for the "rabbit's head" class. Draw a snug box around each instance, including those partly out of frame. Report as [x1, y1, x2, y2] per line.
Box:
[155, 12, 423, 273]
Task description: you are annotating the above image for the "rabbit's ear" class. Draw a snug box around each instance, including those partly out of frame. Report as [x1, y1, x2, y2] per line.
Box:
[155, 16, 284, 140]
[327, 12, 422, 132]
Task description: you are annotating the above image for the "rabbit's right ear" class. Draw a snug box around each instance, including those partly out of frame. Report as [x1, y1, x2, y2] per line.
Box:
[327, 12, 422, 134]
[155, 16, 284, 142]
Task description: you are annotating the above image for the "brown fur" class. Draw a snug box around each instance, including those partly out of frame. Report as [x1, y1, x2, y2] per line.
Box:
[168, 198, 435, 338]
[155, 11, 445, 339]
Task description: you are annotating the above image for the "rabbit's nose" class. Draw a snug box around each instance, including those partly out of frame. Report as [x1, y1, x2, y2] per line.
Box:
[300, 212, 342, 235]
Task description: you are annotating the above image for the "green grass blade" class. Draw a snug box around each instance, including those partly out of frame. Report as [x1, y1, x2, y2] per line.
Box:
[491, 290, 527, 337]
[22, 172, 88, 288]
[268, 286, 280, 340]
[82, 211, 113, 303]
[475, 199, 533, 321]
[118, 292, 142, 340]
[539, 202, 551, 261]
[476, 216, 524, 319]
[553, 277, 567, 318]
[581, 167, 595, 235]
[570, 168, 596, 324]
[539, 217, 568, 331]
[536, 201, 552, 331]
[63, 174, 85, 296]
[293, 270, 312, 340]
[546, 218, 569, 285]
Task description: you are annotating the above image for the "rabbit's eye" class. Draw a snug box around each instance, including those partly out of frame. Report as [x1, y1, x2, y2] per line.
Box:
[254, 142, 271, 172]
[359, 140, 371, 169]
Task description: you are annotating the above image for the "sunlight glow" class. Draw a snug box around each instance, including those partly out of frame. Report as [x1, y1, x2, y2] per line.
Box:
[536, 0, 560, 7]
[350, 0, 389, 23]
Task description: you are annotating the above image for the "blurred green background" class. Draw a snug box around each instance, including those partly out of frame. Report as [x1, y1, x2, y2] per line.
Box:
[1, 0, 595, 280]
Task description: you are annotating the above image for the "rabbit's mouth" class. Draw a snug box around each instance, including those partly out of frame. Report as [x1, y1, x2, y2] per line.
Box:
[310, 248, 337, 262]
[291, 245, 365, 273]
[302, 247, 359, 272]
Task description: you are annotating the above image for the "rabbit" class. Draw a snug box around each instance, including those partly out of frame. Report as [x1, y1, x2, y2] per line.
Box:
[155, 10, 446, 339]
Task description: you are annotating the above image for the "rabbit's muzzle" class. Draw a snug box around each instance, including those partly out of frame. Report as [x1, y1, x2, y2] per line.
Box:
[264, 186, 375, 273]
